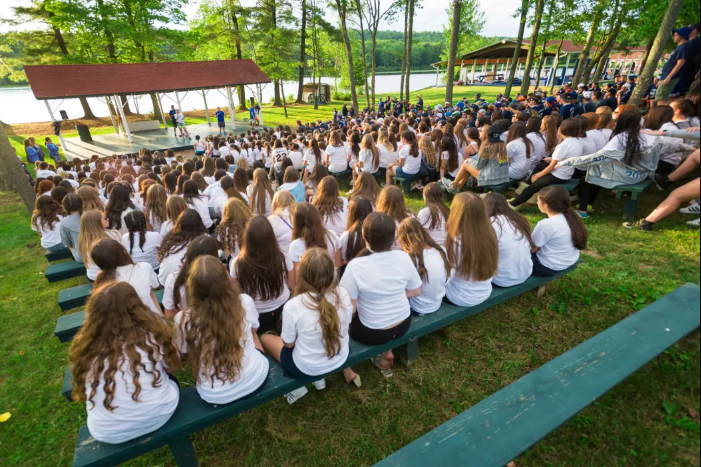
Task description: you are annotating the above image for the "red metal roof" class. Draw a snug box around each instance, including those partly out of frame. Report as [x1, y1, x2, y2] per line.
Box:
[523, 39, 647, 54]
[24, 60, 271, 100]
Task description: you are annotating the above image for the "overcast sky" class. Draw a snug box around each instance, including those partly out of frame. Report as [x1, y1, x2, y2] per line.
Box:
[0, 0, 522, 36]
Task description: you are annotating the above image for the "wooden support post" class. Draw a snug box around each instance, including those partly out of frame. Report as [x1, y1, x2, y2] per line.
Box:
[202, 89, 211, 125]
[114, 95, 133, 143]
[397, 338, 419, 364]
[471, 59, 477, 82]
[226, 86, 236, 130]
[44, 100, 69, 156]
[537, 284, 547, 298]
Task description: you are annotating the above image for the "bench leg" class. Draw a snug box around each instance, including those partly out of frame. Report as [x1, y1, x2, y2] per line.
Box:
[402, 181, 411, 195]
[169, 435, 198, 467]
[623, 197, 638, 220]
[537, 284, 547, 298]
[397, 338, 419, 364]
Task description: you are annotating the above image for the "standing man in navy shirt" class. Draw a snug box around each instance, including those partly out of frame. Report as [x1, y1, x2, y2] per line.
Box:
[215, 107, 226, 135]
[656, 27, 691, 102]
[168, 105, 177, 136]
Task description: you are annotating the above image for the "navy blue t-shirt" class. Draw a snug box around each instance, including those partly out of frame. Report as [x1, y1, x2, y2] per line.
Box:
[660, 42, 691, 80]
[215, 110, 225, 122]
[169, 109, 176, 121]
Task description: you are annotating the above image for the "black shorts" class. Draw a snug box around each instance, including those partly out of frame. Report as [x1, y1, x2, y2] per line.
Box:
[218, 121, 226, 128]
[279, 346, 314, 379]
[171, 120, 178, 128]
[350, 312, 412, 346]
[257, 303, 285, 334]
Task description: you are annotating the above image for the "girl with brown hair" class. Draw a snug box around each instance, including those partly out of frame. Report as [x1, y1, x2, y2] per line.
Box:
[303, 163, 329, 201]
[385, 130, 422, 186]
[312, 176, 349, 236]
[231, 216, 295, 333]
[303, 138, 323, 175]
[506, 121, 534, 181]
[397, 217, 450, 315]
[417, 182, 449, 247]
[162, 235, 219, 319]
[354, 133, 380, 181]
[595, 106, 614, 139]
[339, 196, 374, 265]
[349, 171, 382, 206]
[288, 202, 341, 281]
[325, 129, 348, 173]
[158, 209, 207, 285]
[541, 114, 560, 155]
[484, 193, 534, 287]
[104, 184, 135, 235]
[122, 210, 162, 271]
[160, 195, 187, 237]
[183, 180, 213, 230]
[376, 185, 412, 250]
[439, 135, 462, 181]
[69, 281, 181, 444]
[261, 248, 359, 404]
[92, 238, 161, 315]
[339, 212, 422, 377]
[145, 184, 167, 233]
[268, 190, 296, 253]
[278, 166, 306, 202]
[377, 127, 398, 169]
[190, 172, 209, 193]
[215, 198, 252, 260]
[247, 167, 274, 216]
[79, 210, 121, 281]
[531, 186, 588, 276]
[444, 192, 498, 307]
[31, 195, 65, 251]
[175, 255, 269, 404]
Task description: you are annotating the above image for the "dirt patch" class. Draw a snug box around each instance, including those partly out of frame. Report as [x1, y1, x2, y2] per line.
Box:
[581, 249, 603, 260]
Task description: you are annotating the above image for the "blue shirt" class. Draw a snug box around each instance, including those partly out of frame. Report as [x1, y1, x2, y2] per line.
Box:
[25, 146, 40, 164]
[46, 142, 60, 157]
[660, 42, 691, 80]
[249, 107, 256, 119]
[215, 110, 225, 122]
[169, 109, 176, 121]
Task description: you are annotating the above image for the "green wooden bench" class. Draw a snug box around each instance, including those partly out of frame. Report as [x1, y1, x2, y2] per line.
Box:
[58, 285, 163, 313]
[45, 261, 87, 283]
[374, 282, 701, 467]
[66, 265, 581, 466]
[613, 179, 653, 220]
[393, 177, 421, 194]
[478, 182, 513, 194]
[552, 178, 580, 193]
[46, 248, 73, 262]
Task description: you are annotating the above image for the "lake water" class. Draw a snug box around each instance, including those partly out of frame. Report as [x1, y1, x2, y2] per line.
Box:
[0, 73, 443, 124]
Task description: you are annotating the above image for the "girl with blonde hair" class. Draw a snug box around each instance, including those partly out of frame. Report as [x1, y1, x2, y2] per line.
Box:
[160, 195, 187, 237]
[145, 184, 167, 233]
[77, 185, 105, 212]
[78, 210, 121, 281]
[261, 248, 359, 404]
[312, 176, 349, 236]
[354, 134, 380, 181]
[215, 198, 252, 260]
[268, 190, 296, 253]
[247, 168, 275, 216]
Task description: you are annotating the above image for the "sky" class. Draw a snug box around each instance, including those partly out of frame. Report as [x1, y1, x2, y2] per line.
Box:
[0, 0, 522, 36]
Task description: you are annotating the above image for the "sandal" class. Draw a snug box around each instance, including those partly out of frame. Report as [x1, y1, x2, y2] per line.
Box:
[371, 355, 394, 379]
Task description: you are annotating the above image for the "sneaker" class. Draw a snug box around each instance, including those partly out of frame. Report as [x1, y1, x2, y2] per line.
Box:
[514, 181, 530, 196]
[623, 219, 653, 231]
[577, 211, 589, 219]
[371, 355, 394, 379]
[380, 182, 386, 188]
[679, 203, 700, 215]
[687, 218, 700, 227]
[653, 173, 672, 191]
[312, 379, 326, 391]
[442, 179, 458, 195]
[509, 202, 521, 211]
[285, 386, 309, 405]
[412, 184, 424, 192]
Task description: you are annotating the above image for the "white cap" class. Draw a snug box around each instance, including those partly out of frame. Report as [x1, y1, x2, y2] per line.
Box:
[578, 83, 585, 88]
[583, 91, 592, 99]
[622, 83, 631, 89]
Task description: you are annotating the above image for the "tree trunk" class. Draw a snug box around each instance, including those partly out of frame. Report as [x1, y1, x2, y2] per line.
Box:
[534, 40, 547, 89]
[404, 0, 414, 102]
[336, 0, 359, 115]
[399, 0, 409, 103]
[355, 0, 371, 109]
[280, 80, 288, 117]
[572, 5, 603, 85]
[638, 36, 656, 77]
[0, 123, 35, 213]
[549, 37, 564, 94]
[371, 31, 377, 106]
[52, 24, 96, 119]
[519, 0, 545, 96]
[149, 93, 164, 124]
[296, 0, 307, 104]
[629, 0, 684, 106]
[229, 4, 248, 109]
[585, 0, 625, 81]
[445, 0, 462, 105]
[504, 0, 529, 98]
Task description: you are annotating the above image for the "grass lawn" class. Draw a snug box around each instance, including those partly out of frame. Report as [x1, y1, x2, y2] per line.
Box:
[1, 173, 699, 465]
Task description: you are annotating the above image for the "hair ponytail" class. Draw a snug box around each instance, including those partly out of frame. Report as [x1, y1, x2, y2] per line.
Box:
[538, 186, 588, 250]
[562, 208, 588, 250]
[317, 294, 342, 358]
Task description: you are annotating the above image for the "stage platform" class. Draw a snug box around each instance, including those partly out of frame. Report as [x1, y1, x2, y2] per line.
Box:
[62, 121, 260, 160]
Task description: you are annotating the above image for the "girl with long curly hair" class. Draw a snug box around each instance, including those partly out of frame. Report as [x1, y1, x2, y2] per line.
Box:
[247, 168, 275, 216]
[79, 210, 121, 281]
[31, 195, 65, 251]
[157, 209, 207, 285]
[268, 190, 296, 254]
[69, 281, 181, 444]
[288, 202, 341, 282]
[174, 255, 269, 404]
[231, 216, 295, 333]
[215, 198, 252, 260]
[160, 195, 187, 237]
[312, 176, 348, 236]
[261, 248, 359, 405]
[121, 210, 162, 271]
[104, 183, 135, 235]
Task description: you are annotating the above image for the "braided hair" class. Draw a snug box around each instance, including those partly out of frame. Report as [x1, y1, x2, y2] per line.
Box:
[124, 210, 148, 254]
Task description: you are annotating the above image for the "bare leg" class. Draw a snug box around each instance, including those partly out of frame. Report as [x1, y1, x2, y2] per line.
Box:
[260, 334, 284, 362]
[646, 178, 701, 223]
[386, 164, 397, 186]
[380, 350, 395, 369]
[454, 163, 480, 189]
[669, 149, 700, 182]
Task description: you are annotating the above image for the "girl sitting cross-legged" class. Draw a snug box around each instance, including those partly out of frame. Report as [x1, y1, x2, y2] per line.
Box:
[69, 281, 181, 444]
[175, 255, 269, 405]
[261, 248, 359, 405]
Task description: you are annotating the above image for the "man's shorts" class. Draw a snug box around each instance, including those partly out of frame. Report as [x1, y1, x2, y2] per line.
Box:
[171, 119, 178, 128]
[218, 120, 225, 128]
[655, 78, 680, 101]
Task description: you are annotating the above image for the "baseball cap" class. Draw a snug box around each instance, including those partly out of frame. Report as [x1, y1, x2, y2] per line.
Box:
[583, 91, 592, 99]
[578, 83, 585, 88]
[487, 124, 506, 143]
[517, 96, 526, 101]
[673, 26, 692, 40]
[494, 102, 502, 108]
[569, 91, 579, 100]
[546, 96, 556, 104]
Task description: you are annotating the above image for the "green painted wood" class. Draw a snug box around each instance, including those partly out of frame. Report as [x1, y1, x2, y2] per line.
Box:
[479, 182, 512, 194]
[375, 283, 701, 467]
[69, 266, 578, 466]
[552, 178, 579, 193]
[63, 365, 74, 401]
[45, 261, 87, 283]
[46, 248, 73, 262]
[55, 311, 86, 343]
[58, 285, 164, 312]
[168, 436, 199, 467]
[393, 177, 412, 194]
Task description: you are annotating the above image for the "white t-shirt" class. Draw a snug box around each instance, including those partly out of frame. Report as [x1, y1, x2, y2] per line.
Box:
[158, 245, 187, 286]
[320, 197, 349, 236]
[579, 135, 597, 157]
[230, 252, 294, 313]
[526, 133, 546, 170]
[507, 139, 529, 180]
[445, 240, 493, 307]
[491, 215, 533, 287]
[399, 146, 422, 175]
[85, 230, 121, 281]
[441, 150, 463, 178]
[36, 169, 57, 179]
[280, 288, 353, 376]
[186, 196, 213, 228]
[268, 209, 294, 253]
[121, 232, 162, 270]
[339, 250, 422, 329]
[162, 271, 186, 312]
[289, 151, 304, 170]
[303, 149, 320, 173]
[600, 128, 613, 140]
[378, 144, 397, 169]
[159, 219, 173, 237]
[551, 138, 583, 180]
[147, 211, 164, 235]
[32, 215, 63, 249]
[586, 129, 607, 151]
[417, 207, 447, 247]
[408, 247, 448, 314]
[84, 346, 179, 444]
[115, 263, 161, 315]
[326, 145, 348, 173]
[288, 230, 340, 264]
[174, 294, 269, 404]
[532, 214, 580, 271]
[358, 149, 378, 173]
[246, 185, 272, 216]
[204, 180, 224, 209]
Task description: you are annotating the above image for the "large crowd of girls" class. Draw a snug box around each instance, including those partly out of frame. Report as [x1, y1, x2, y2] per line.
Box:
[26, 92, 699, 446]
